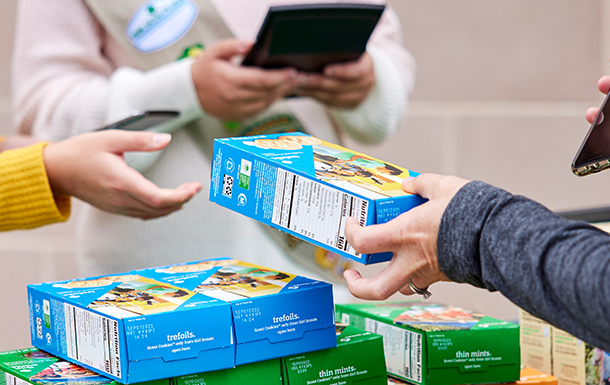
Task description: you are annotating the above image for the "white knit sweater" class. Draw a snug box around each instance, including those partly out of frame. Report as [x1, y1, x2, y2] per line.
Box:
[12, 0, 415, 301]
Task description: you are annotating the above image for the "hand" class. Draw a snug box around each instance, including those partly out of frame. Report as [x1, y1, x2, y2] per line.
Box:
[0, 136, 43, 152]
[294, 52, 375, 109]
[585, 72, 610, 123]
[43, 131, 202, 219]
[191, 39, 299, 120]
[343, 174, 469, 300]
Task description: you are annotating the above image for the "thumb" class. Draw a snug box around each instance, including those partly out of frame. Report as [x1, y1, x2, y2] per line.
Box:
[402, 173, 443, 200]
[207, 39, 253, 60]
[95, 131, 172, 154]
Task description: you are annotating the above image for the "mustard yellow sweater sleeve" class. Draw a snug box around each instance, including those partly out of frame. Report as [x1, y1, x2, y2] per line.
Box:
[0, 142, 71, 231]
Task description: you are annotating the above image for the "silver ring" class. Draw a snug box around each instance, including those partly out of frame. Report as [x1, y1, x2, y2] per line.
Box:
[408, 280, 431, 299]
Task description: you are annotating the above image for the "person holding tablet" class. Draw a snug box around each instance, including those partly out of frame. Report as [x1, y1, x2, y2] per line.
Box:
[12, 0, 415, 293]
[342, 75, 610, 350]
[0, 131, 201, 231]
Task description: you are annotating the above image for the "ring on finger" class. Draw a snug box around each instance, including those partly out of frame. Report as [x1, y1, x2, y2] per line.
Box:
[408, 280, 432, 299]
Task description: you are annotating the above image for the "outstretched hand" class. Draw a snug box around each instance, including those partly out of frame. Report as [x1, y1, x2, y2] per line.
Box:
[343, 174, 469, 300]
[43, 130, 202, 219]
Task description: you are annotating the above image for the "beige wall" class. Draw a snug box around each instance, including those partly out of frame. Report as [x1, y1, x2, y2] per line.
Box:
[1, 0, 609, 351]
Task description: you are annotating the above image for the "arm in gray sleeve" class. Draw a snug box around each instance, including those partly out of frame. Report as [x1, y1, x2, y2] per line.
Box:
[438, 181, 610, 350]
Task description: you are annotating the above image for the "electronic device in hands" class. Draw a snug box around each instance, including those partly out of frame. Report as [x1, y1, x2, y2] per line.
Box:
[241, 3, 385, 73]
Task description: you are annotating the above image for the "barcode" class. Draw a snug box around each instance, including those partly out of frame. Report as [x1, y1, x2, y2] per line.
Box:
[222, 174, 234, 198]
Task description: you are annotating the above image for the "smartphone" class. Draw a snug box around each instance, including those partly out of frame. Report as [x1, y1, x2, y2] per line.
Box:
[572, 93, 610, 176]
[95, 110, 179, 131]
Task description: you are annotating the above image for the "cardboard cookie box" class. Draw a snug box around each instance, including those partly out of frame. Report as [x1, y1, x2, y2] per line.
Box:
[0, 347, 281, 385]
[209, 132, 426, 265]
[335, 302, 520, 385]
[27, 258, 335, 383]
[283, 324, 387, 385]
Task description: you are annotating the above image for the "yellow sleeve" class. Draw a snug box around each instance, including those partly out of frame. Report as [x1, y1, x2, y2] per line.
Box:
[0, 142, 71, 231]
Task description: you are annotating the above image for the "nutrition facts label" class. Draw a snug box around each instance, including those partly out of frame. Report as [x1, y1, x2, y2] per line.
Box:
[271, 169, 369, 257]
[64, 304, 121, 378]
[365, 319, 422, 383]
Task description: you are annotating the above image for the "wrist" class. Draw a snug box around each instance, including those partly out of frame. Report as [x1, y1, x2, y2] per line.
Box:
[42, 143, 70, 197]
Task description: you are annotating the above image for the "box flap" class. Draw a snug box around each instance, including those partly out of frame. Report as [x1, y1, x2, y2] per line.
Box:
[124, 296, 233, 363]
[232, 277, 334, 345]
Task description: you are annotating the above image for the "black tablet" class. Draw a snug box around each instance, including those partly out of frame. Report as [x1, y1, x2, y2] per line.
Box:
[241, 3, 385, 73]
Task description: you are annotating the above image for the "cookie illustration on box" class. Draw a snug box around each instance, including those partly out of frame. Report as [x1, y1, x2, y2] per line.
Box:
[194, 260, 296, 299]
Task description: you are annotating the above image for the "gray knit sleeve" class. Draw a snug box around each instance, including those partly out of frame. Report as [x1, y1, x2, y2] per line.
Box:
[437, 181, 610, 350]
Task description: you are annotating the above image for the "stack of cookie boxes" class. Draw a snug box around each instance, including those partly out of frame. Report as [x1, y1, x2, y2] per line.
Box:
[26, 258, 335, 383]
[0, 324, 388, 385]
[21, 257, 388, 385]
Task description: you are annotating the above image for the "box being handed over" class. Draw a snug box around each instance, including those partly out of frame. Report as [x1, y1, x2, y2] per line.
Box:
[335, 302, 520, 385]
[27, 258, 335, 383]
[209, 133, 426, 265]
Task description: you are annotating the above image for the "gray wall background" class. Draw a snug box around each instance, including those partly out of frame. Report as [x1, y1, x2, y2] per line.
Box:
[1, 0, 609, 350]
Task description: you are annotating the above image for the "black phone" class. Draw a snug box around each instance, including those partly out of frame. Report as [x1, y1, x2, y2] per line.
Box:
[241, 3, 385, 73]
[572, 93, 610, 176]
[95, 110, 180, 131]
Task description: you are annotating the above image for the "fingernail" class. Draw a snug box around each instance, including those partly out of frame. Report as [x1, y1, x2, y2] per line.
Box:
[153, 133, 172, 145]
[403, 176, 415, 184]
[239, 41, 252, 52]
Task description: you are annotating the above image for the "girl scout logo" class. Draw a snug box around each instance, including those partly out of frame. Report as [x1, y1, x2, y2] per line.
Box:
[126, 0, 199, 54]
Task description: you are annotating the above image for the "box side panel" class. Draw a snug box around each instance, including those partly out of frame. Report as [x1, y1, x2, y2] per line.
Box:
[174, 358, 282, 385]
[124, 305, 233, 363]
[336, 306, 425, 384]
[426, 328, 520, 384]
[427, 364, 521, 385]
[236, 326, 336, 366]
[376, 195, 428, 225]
[552, 328, 586, 385]
[283, 331, 386, 385]
[28, 285, 127, 382]
[209, 139, 377, 264]
[519, 310, 553, 375]
[127, 346, 235, 383]
[233, 283, 335, 364]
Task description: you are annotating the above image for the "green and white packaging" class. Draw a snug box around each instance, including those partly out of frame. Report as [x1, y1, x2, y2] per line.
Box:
[335, 302, 520, 385]
[282, 325, 387, 385]
[0, 348, 281, 385]
[173, 359, 281, 385]
[519, 309, 553, 375]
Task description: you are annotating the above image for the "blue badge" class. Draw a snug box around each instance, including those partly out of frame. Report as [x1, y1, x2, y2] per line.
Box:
[126, 0, 199, 54]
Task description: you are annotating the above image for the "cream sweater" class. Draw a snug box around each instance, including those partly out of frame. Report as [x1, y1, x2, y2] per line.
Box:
[12, 0, 415, 300]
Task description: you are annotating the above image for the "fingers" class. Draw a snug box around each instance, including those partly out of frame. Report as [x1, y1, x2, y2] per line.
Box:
[403, 174, 469, 201]
[343, 254, 416, 300]
[402, 174, 443, 198]
[586, 107, 601, 124]
[323, 53, 374, 81]
[344, 217, 402, 255]
[598, 76, 610, 95]
[207, 39, 253, 60]
[233, 66, 298, 92]
[93, 131, 172, 154]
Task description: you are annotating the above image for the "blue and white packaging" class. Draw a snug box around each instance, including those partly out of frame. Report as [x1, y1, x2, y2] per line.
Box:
[209, 133, 427, 265]
[27, 258, 335, 383]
